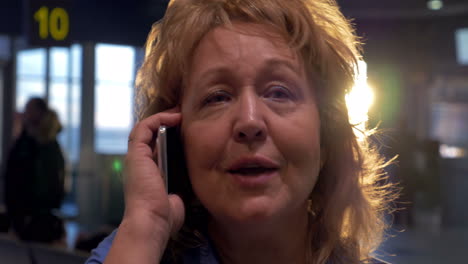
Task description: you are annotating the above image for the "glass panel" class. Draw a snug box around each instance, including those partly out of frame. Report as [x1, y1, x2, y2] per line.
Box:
[55, 81, 82, 163]
[71, 82, 81, 127]
[17, 48, 46, 77]
[95, 44, 135, 83]
[49, 81, 68, 126]
[95, 83, 133, 154]
[15, 78, 46, 111]
[46, 45, 82, 163]
[49, 81, 69, 163]
[50, 47, 69, 78]
[71, 44, 82, 80]
[95, 43, 135, 154]
[455, 28, 468, 65]
[95, 128, 131, 154]
[69, 82, 81, 162]
[14, 45, 83, 214]
[431, 102, 468, 145]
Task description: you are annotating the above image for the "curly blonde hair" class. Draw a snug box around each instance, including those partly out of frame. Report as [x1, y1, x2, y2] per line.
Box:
[135, 0, 394, 263]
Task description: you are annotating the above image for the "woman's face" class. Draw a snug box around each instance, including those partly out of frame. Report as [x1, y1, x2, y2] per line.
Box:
[181, 23, 321, 225]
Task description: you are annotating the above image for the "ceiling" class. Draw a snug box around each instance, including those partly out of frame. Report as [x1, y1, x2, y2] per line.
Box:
[338, 0, 465, 9]
[337, 0, 468, 19]
[1, 0, 467, 45]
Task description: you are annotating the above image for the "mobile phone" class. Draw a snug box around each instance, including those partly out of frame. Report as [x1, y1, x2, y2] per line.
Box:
[157, 126, 169, 191]
[156, 125, 190, 196]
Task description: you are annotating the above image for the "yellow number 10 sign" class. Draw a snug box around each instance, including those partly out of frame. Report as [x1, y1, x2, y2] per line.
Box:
[34, 6, 69, 41]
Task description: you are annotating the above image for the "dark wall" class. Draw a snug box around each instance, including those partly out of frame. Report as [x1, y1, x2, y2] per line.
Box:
[69, 0, 168, 46]
[0, 0, 22, 35]
[0, 0, 169, 46]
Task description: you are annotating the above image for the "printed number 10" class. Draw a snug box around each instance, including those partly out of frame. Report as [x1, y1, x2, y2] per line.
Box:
[34, 6, 69, 41]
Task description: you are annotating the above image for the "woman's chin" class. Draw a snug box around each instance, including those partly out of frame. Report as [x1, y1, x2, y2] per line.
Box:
[220, 197, 285, 226]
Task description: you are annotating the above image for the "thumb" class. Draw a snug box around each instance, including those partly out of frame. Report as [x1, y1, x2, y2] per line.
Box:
[168, 194, 185, 236]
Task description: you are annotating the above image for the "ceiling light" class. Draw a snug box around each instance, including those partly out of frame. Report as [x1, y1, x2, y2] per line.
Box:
[427, 0, 444, 10]
[440, 144, 466, 159]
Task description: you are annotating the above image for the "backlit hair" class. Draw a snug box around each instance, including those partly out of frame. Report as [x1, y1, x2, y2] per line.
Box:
[135, 0, 393, 263]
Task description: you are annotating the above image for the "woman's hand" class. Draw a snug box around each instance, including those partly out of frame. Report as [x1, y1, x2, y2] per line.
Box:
[104, 109, 184, 264]
[124, 109, 184, 234]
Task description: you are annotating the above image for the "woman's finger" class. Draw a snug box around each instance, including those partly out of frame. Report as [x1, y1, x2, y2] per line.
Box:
[168, 194, 185, 236]
[128, 111, 181, 146]
[123, 109, 183, 220]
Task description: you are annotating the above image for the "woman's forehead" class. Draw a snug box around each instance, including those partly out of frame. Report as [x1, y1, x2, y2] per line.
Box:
[188, 22, 301, 75]
[202, 22, 292, 53]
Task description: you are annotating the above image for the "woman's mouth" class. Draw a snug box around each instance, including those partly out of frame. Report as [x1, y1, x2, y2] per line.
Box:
[226, 156, 280, 187]
[228, 167, 277, 175]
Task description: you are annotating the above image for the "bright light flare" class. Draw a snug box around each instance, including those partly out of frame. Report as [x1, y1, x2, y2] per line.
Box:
[439, 144, 466, 159]
[346, 61, 374, 140]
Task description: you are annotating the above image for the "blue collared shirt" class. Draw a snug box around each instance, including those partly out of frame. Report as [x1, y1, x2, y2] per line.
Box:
[85, 229, 220, 264]
[85, 229, 387, 264]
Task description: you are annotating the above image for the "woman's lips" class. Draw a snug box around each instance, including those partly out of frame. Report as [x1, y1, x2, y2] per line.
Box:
[225, 155, 280, 188]
[226, 155, 279, 171]
[229, 169, 279, 188]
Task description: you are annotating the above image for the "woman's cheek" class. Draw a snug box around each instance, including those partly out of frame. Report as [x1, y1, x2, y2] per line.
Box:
[183, 120, 228, 180]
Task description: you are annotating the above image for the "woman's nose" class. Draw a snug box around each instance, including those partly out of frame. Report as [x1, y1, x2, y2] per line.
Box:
[233, 93, 267, 143]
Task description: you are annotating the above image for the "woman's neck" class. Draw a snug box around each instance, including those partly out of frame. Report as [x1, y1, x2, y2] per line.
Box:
[208, 206, 310, 264]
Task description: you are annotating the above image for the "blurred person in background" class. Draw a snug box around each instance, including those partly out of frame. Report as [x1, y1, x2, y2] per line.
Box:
[87, 0, 395, 263]
[3, 97, 65, 244]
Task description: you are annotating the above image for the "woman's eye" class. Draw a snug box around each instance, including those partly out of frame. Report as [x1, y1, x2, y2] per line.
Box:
[264, 86, 294, 101]
[202, 91, 232, 106]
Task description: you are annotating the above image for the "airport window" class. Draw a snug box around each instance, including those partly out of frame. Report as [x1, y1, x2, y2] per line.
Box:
[69, 45, 82, 162]
[49, 47, 70, 159]
[95, 44, 135, 154]
[455, 28, 468, 65]
[15, 45, 82, 163]
[16, 48, 46, 111]
[49, 46, 82, 163]
[15, 45, 82, 218]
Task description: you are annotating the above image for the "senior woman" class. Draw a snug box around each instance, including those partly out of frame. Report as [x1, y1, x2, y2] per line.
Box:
[86, 0, 392, 263]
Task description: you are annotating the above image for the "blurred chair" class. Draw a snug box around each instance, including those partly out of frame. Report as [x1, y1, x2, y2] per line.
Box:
[29, 243, 89, 264]
[0, 234, 90, 264]
[0, 235, 30, 264]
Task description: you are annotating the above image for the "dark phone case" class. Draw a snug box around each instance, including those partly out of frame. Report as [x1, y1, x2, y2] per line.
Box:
[166, 126, 192, 198]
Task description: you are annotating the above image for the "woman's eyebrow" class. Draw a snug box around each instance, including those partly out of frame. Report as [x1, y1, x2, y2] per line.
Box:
[193, 58, 300, 88]
[196, 67, 232, 84]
